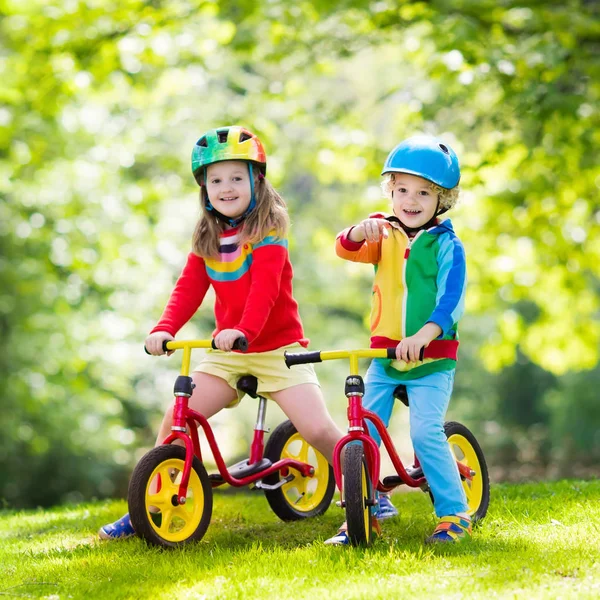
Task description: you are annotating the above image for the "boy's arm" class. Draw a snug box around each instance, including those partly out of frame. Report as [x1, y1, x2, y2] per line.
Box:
[150, 252, 211, 336]
[235, 236, 287, 344]
[335, 213, 388, 264]
[428, 234, 467, 336]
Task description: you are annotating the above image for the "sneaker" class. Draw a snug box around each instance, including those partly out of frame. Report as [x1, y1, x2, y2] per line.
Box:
[373, 494, 398, 521]
[324, 518, 381, 546]
[98, 513, 135, 540]
[324, 529, 350, 546]
[425, 515, 472, 543]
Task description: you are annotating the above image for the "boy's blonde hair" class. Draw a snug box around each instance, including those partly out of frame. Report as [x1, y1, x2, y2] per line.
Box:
[192, 174, 289, 258]
[381, 173, 460, 212]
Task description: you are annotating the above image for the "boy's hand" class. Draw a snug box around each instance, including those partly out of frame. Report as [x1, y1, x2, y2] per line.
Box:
[214, 328, 245, 351]
[350, 218, 391, 243]
[395, 323, 443, 363]
[145, 331, 175, 356]
[395, 334, 429, 363]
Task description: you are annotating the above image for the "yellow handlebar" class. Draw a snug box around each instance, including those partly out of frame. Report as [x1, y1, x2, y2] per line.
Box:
[164, 340, 214, 351]
[160, 340, 214, 377]
[149, 338, 248, 377]
[285, 348, 396, 375]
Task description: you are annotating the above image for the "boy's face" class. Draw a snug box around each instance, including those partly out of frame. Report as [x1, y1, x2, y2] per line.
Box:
[390, 173, 438, 228]
[206, 160, 252, 220]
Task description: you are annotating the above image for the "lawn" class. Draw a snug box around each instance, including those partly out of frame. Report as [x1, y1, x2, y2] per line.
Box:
[1, 480, 599, 599]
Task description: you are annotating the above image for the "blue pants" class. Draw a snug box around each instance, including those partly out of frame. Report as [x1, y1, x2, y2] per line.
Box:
[363, 359, 468, 517]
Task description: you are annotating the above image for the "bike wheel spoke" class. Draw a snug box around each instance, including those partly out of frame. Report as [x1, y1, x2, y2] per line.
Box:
[157, 465, 179, 492]
[160, 507, 174, 532]
[297, 440, 309, 465]
[282, 447, 301, 462]
[147, 492, 170, 510]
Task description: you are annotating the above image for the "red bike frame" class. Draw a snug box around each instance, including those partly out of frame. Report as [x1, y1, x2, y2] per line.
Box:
[284, 347, 474, 505]
[158, 340, 315, 505]
[332, 394, 474, 499]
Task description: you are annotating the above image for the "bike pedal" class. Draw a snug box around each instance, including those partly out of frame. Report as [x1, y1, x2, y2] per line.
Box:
[382, 475, 402, 486]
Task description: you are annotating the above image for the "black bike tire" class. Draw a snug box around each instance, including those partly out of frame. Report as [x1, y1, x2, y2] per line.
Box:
[344, 443, 373, 547]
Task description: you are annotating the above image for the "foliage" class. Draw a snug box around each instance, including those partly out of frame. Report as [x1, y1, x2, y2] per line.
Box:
[0, 0, 598, 506]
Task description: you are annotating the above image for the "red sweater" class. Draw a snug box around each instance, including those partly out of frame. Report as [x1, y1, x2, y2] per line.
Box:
[150, 227, 308, 352]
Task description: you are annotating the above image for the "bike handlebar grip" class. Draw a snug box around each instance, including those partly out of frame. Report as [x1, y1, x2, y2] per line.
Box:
[386, 347, 425, 360]
[144, 340, 174, 354]
[144, 341, 172, 354]
[284, 351, 322, 368]
[211, 336, 249, 352]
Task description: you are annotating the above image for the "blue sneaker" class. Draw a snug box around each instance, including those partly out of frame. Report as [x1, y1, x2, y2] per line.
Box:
[98, 513, 135, 540]
[324, 529, 350, 546]
[373, 494, 398, 521]
[324, 518, 381, 546]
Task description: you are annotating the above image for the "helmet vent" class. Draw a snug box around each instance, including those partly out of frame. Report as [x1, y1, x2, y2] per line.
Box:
[438, 143, 450, 155]
[197, 136, 208, 148]
[239, 131, 252, 143]
[217, 130, 229, 143]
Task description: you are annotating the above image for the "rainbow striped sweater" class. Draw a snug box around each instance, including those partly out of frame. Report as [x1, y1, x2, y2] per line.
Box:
[151, 227, 308, 352]
[336, 215, 466, 380]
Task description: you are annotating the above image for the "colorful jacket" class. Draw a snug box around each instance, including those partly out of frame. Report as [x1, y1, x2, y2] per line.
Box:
[151, 227, 308, 353]
[336, 214, 466, 379]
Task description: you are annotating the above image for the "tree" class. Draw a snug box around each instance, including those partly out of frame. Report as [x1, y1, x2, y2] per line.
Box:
[1, 0, 598, 506]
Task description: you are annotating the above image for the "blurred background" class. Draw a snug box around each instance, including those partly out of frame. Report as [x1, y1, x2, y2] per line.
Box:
[1, 0, 599, 508]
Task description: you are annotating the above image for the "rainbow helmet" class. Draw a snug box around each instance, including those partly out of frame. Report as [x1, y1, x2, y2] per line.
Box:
[381, 135, 460, 189]
[191, 126, 267, 186]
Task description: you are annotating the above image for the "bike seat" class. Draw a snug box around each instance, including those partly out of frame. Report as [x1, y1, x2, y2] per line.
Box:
[393, 384, 409, 407]
[236, 375, 259, 398]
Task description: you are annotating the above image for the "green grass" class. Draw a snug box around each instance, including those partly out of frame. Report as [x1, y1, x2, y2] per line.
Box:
[2, 480, 600, 599]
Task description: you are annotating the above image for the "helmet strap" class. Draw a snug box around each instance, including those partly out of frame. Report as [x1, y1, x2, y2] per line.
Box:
[204, 163, 258, 228]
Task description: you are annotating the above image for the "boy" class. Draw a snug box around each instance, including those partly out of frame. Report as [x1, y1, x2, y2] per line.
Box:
[326, 135, 470, 545]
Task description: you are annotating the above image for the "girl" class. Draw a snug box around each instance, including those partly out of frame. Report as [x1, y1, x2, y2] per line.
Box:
[325, 135, 470, 545]
[99, 126, 343, 539]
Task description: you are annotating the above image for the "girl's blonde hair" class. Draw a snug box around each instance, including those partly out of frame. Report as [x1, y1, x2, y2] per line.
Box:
[192, 174, 289, 258]
[381, 173, 460, 212]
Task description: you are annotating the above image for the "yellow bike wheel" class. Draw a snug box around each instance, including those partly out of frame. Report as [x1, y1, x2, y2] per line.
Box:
[128, 445, 213, 547]
[263, 420, 335, 520]
[444, 421, 490, 523]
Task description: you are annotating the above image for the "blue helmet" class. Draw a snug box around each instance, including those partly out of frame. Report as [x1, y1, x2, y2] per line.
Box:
[381, 135, 460, 189]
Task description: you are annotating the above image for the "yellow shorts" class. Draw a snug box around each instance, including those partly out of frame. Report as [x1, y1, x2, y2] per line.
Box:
[193, 343, 320, 408]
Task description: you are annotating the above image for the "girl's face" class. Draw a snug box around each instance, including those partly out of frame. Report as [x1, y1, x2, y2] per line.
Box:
[206, 160, 252, 220]
[391, 173, 439, 228]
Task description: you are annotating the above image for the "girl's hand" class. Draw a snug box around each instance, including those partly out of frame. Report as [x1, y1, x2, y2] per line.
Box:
[214, 328, 245, 351]
[395, 333, 429, 363]
[350, 218, 391, 243]
[145, 331, 175, 356]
